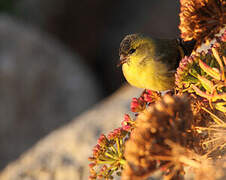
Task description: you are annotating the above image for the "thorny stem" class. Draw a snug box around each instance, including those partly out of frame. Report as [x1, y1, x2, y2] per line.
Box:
[97, 160, 116, 164]
[150, 155, 201, 169]
[203, 141, 226, 157]
[105, 152, 116, 159]
[212, 48, 225, 80]
[201, 107, 225, 125]
[110, 145, 117, 154]
[196, 126, 226, 132]
[116, 138, 121, 157]
[202, 137, 223, 146]
[211, 124, 226, 128]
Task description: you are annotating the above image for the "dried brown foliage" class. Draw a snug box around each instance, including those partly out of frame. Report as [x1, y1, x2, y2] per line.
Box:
[179, 0, 226, 47]
[122, 95, 193, 179]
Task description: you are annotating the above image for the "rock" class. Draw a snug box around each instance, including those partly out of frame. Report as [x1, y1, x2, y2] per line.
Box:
[0, 85, 142, 180]
[0, 16, 101, 169]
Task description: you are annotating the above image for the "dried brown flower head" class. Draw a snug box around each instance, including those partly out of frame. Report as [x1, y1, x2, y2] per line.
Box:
[179, 0, 226, 47]
[122, 95, 193, 179]
[194, 107, 226, 158]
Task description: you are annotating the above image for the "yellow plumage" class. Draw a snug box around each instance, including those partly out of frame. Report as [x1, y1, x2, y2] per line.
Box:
[119, 34, 180, 91]
[122, 54, 175, 91]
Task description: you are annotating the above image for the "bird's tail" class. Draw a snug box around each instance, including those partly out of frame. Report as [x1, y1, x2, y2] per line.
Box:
[177, 38, 196, 57]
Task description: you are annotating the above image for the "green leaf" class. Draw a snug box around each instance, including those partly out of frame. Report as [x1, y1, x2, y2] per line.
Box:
[189, 68, 199, 78]
[197, 75, 214, 93]
[214, 102, 226, 113]
[199, 59, 221, 80]
[191, 84, 212, 99]
[212, 93, 226, 102]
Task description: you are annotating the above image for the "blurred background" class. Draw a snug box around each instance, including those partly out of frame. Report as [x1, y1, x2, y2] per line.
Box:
[0, 0, 180, 170]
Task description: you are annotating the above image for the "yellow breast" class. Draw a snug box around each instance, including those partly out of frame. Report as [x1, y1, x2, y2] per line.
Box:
[122, 58, 175, 91]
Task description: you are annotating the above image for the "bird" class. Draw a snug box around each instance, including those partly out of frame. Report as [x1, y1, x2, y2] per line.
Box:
[118, 34, 196, 91]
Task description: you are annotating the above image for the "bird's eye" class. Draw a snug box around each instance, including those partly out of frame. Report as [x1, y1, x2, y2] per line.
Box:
[128, 48, 136, 54]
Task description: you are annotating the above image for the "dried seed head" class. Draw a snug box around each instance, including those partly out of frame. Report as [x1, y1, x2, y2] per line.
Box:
[179, 0, 226, 47]
[122, 95, 193, 179]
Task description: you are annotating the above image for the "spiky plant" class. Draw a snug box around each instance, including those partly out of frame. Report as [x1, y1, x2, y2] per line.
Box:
[88, 0, 226, 179]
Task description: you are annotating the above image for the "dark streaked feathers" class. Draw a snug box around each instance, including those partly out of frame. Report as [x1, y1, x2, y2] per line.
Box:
[119, 34, 140, 56]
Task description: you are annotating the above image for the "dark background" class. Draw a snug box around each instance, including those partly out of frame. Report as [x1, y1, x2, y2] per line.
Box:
[0, 0, 180, 169]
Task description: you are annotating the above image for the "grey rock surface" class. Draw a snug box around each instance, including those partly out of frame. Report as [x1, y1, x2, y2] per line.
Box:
[0, 16, 101, 169]
[0, 85, 142, 180]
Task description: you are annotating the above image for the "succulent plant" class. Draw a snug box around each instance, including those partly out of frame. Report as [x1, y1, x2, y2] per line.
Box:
[88, 0, 226, 179]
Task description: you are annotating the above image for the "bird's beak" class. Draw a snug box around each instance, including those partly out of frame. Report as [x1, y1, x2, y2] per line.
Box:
[117, 55, 127, 67]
